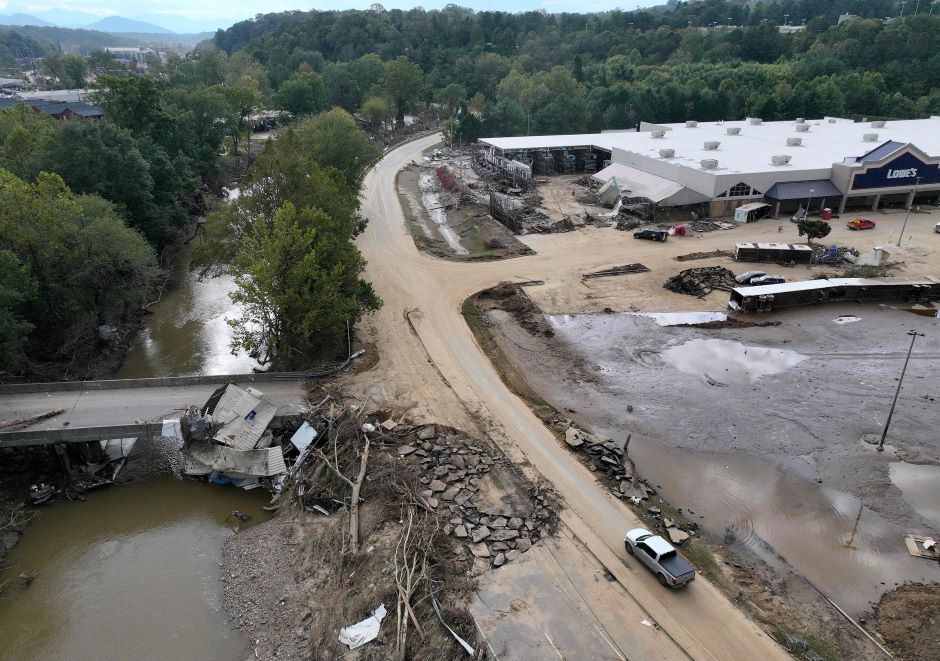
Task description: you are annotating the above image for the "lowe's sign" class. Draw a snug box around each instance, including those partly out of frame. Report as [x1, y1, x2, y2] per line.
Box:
[852, 152, 940, 190]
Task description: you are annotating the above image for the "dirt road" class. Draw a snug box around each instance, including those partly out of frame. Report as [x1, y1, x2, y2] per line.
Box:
[355, 134, 792, 659]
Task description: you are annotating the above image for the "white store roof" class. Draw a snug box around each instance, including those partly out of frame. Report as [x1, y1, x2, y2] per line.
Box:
[481, 116, 940, 177]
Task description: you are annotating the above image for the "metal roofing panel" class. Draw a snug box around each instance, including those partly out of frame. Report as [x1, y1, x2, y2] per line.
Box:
[857, 140, 906, 163]
[764, 179, 843, 201]
[736, 202, 770, 212]
[212, 384, 281, 450]
[185, 444, 287, 477]
[592, 162, 685, 203]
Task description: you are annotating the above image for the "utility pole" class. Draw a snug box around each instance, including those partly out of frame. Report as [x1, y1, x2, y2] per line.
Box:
[897, 177, 921, 247]
[877, 330, 925, 451]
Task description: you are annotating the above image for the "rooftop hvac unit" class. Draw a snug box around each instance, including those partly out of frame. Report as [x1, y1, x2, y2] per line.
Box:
[871, 120, 886, 128]
[795, 117, 805, 123]
[786, 137, 802, 146]
[748, 117, 763, 125]
[658, 148, 675, 158]
[828, 118, 837, 123]
[796, 124, 810, 133]
[703, 141, 720, 150]
[700, 159, 719, 170]
[685, 120, 698, 128]
[771, 155, 792, 166]
[726, 127, 741, 135]
[863, 133, 879, 142]
[651, 130, 665, 138]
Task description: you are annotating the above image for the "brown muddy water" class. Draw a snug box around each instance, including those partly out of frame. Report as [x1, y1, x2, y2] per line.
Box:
[0, 478, 271, 660]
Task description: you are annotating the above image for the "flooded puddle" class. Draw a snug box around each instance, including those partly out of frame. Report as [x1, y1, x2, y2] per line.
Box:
[890, 462, 940, 528]
[419, 171, 467, 255]
[661, 338, 806, 385]
[633, 311, 727, 326]
[834, 315, 861, 324]
[629, 439, 938, 614]
[0, 478, 270, 660]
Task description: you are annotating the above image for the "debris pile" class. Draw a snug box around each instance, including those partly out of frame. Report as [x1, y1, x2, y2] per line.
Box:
[180, 383, 302, 490]
[810, 244, 859, 265]
[690, 220, 735, 232]
[614, 215, 643, 231]
[556, 423, 652, 502]
[489, 191, 574, 234]
[582, 264, 650, 280]
[675, 249, 734, 262]
[664, 267, 738, 297]
[397, 425, 555, 574]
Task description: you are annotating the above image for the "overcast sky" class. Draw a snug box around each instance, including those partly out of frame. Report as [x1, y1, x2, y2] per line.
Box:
[1, 0, 667, 32]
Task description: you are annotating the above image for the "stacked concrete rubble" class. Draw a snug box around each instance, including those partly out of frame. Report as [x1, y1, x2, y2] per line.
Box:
[397, 425, 555, 574]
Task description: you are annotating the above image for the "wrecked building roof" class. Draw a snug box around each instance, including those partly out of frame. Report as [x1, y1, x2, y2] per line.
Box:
[184, 444, 287, 477]
[212, 384, 280, 451]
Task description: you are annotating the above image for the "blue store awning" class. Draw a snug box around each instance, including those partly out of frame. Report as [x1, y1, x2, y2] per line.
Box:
[765, 180, 843, 201]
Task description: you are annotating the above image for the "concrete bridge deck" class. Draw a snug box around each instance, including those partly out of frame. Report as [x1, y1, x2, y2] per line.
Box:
[0, 379, 307, 447]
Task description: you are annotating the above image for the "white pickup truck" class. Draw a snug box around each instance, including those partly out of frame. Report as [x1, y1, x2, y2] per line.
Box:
[624, 528, 696, 588]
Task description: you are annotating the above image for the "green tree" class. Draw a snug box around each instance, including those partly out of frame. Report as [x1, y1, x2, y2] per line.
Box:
[360, 95, 392, 131]
[39, 53, 87, 88]
[0, 249, 35, 373]
[222, 76, 262, 160]
[227, 202, 380, 367]
[383, 56, 424, 127]
[87, 50, 125, 77]
[295, 108, 379, 190]
[275, 70, 326, 116]
[797, 219, 832, 244]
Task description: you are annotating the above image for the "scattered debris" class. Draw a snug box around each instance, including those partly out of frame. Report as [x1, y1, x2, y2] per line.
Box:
[675, 250, 734, 262]
[0, 408, 66, 430]
[582, 264, 650, 280]
[338, 603, 387, 650]
[431, 598, 475, 656]
[664, 267, 738, 297]
[904, 534, 939, 560]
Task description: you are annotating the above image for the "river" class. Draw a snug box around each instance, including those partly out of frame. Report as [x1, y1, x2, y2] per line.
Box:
[0, 196, 267, 659]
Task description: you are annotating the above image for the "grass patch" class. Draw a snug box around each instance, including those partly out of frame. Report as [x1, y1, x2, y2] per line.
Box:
[770, 625, 842, 661]
[421, 140, 444, 156]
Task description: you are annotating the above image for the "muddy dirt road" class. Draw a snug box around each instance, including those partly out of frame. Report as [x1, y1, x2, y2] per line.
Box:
[353, 134, 790, 659]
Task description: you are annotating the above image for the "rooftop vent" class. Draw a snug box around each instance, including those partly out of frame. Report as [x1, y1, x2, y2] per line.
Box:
[703, 141, 720, 151]
[795, 123, 810, 132]
[828, 118, 837, 123]
[871, 120, 886, 128]
[658, 148, 675, 158]
[795, 117, 805, 123]
[786, 137, 802, 146]
[685, 120, 698, 128]
[771, 155, 792, 166]
[726, 127, 741, 135]
[748, 117, 763, 125]
[700, 159, 719, 170]
[863, 133, 879, 142]
[651, 130, 665, 138]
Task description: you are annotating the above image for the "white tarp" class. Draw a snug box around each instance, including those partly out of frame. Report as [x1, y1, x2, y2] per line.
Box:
[211, 384, 280, 450]
[290, 422, 317, 452]
[338, 604, 387, 650]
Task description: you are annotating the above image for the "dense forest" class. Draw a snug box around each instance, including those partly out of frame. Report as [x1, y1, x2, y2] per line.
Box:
[212, 0, 940, 137]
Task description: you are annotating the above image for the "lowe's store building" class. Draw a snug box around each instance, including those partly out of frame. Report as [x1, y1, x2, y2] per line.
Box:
[479, 116, 940, 218]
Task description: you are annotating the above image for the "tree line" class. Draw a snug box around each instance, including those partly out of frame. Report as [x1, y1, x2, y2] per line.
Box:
[210, 2, 940, 140]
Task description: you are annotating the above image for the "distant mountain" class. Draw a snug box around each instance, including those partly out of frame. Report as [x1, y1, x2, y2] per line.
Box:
[0, 13, 53, 27]
[85, 16, 174, 34]
[31, 9, 105, 27]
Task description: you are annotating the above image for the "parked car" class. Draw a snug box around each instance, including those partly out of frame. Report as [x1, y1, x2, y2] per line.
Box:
[735, 270, 767, 285]
[634, 229, 669, 242]
[847, 217, 876, 230]
[749, 274, 786, 285]
[934, 222, 940, 234]
[624, 528, 696, 588]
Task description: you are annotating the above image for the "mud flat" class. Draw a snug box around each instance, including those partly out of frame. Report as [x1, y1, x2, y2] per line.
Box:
[468, 288, 939, 652]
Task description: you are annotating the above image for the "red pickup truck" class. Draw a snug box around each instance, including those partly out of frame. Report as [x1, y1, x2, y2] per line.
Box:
[847, 217, 876, 230]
